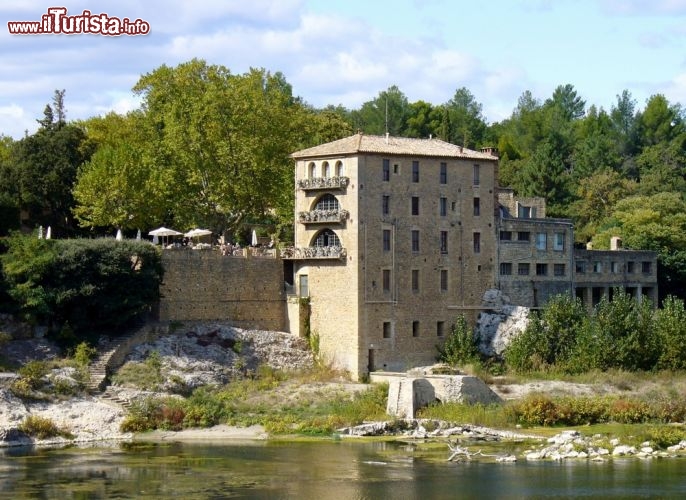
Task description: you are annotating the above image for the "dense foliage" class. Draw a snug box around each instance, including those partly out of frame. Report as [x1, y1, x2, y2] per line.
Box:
[504, 292, 686, 374]
[0, 235, 163, 343]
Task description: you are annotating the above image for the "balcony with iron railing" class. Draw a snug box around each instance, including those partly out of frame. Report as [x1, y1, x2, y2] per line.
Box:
[280, 246, 347, 260]
[298, 209, 350, 225]
[297, 176, 350, 191]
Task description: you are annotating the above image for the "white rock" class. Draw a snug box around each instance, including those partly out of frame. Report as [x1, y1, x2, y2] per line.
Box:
[610, 438, 620, 446]
[613, 445, 636, 456]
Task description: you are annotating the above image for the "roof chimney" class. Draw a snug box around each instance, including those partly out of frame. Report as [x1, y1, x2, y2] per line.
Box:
[610, 236, 622, 251]
[480, 147, 499, 157]
[385, 132, 389, 144]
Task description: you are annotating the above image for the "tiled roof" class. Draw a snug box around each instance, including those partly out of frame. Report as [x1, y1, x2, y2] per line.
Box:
[291, 133, 497, 160]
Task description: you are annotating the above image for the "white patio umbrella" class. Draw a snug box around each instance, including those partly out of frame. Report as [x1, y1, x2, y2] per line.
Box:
[251, 229, 258, 247]
[38, 225, 43, 239]
[184, 228, 213, 246]
[115, 229, 123, 241]
[149, 226, 182, 246]
[136, 229, 141, 241]
[45, 226, 51, 239]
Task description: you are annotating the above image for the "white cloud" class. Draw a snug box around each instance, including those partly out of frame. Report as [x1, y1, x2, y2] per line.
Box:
[600, 0, 686, 15]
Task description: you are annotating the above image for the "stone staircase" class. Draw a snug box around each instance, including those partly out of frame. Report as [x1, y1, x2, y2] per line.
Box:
[86, 327, 153, 409]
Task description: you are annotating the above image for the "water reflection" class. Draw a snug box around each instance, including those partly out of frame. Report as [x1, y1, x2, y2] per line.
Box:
[1, 440, 686, 498]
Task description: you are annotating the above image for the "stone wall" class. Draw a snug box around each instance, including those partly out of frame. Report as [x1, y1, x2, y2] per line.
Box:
[158, 250, 287, 331]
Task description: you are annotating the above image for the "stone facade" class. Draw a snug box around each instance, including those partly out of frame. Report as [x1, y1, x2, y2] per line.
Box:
[289, 133, 499, 378]
[158, 250, 286, 331]
[574, 249, 658, 307]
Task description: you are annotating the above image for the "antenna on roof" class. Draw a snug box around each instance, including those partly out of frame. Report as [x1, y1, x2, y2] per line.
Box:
[385, 97, 389, 143]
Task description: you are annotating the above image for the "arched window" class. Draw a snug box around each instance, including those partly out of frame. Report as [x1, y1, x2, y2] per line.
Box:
[313, 194, 339, 211]
[322, 161, 331, 178]
[335, 161, 344, 177]
[312, 229, 341, 247]
[308, 162, 316, 179]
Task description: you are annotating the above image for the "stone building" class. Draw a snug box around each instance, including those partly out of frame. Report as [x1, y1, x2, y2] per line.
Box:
[285, 132, 658, 379]
[287, 133, 500, 377]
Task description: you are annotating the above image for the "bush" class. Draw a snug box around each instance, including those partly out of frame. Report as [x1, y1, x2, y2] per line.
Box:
[19, 415, 72, 439]
[655, 296, 686, 370]
[18, 360, 49, 389]
[1, 235, 163, 341]
[72, 341, 97, 368]
[437, 315, 480, 367]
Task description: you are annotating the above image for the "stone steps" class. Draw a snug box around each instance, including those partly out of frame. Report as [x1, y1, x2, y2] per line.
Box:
[86, 332, 137, 393]
[98, 388, 132, 409]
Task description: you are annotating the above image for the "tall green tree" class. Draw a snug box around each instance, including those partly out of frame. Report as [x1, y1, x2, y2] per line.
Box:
[352, 85, 409, 136]
[11, 92, 91, 235]
[441, 87, 487, 148]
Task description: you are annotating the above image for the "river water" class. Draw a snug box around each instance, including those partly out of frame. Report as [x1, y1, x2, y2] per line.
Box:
[1, 439, 685, 499]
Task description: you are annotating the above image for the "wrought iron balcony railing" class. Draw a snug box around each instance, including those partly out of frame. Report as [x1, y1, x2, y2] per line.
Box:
[298, 209, 350, 224]
[280, 246, 347, 260]
[297, 176, 350, 190]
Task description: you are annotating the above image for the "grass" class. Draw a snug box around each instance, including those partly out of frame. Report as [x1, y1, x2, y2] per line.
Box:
[120, 366, 388, 436]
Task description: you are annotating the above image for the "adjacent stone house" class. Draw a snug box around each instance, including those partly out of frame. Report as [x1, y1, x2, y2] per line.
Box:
[286, 133, 657, 379]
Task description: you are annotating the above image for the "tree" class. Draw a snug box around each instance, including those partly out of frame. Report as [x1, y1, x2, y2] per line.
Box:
[11, 93, 91, 235]
[570, 169, 637, 242]
[635, 94, 684, 149]
[610, 89, 638, 158]
[352, 85, 409, 136]
[441, 87, 487, 147]
[404, 100, 440, 138]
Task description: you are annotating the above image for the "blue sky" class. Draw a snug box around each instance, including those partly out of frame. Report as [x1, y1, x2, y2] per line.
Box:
[1, 0, 685, 139]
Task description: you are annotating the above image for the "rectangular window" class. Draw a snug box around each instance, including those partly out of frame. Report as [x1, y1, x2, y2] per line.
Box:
[642, 261, 652, 274]
[536, 232, 547, 250]
[412, 160, 419, 182]
[593, 261, 602, 273]
[500, 231, 512, 241]
[393, 163, 399, 174]
[610, 261, 619, 273]
[440, 231, 448, 254]
[536, 263, 548, 276]
[575, 261, 586, 274]
[473, 164, 480, 186]
[299, 274, 309, 297]
[473, 197, 480, 216]
[451, 201, 456, 212]
[518, 205, 532, 218]
[412, 320, 420, 338]
[518, 263, 530, 276]
[554, 263, 566, 276]
[382, 269, 391, 292]
[554, 232, 565, 251]
[411, 230, 420, 252]
[437, 321, 445, 337]
[440, 197, 447, 216]
[440, 162, 447, 184]
[411, 196, 419, 215]
[440, 269, 448, 291]
[383, 229, 391, 252]
[517, 231, 530, 242]
[412, 269, 420, 292]
[627, 261, 635, 273]
[500, 262, 512, 275]
[382, 195, 390, 215]
[473, 232, 481, 253]
[383, 322, 391, 339]
[382, 159, 390, 181]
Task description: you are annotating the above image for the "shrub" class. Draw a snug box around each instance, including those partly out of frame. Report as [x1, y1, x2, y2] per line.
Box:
[72, 341, 97, 368]
[510, 394, 559, 426]
[1, 235, 163, 341]
[607, 399, 651, 424]
[18, 360, 49, 389]
[644, 426, 686, 449]
[19, 415, 72, 439]
[655, 296, 686, 370]
[437, 315, 480, 367]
